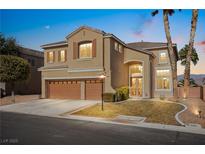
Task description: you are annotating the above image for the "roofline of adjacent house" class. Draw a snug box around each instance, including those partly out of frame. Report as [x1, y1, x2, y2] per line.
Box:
[41, 42, 68, 49]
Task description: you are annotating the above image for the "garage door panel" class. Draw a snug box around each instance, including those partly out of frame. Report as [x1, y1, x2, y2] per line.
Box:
[47, 81, 81, 99]
[85, 82, 102, 100]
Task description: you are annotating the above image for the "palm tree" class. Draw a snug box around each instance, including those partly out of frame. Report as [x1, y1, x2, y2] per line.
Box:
[152, 10, 178, 100]
[179, 44, 199, 66]
[178, 78, 198, 87]
[184, 10, 199, 99]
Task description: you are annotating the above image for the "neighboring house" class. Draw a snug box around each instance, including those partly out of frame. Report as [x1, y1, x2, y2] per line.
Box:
[39, 26, 178, 100]
[5, 47, 44, 95]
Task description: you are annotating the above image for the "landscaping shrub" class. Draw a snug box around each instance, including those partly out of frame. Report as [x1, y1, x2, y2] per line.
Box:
[103, 93, 115, 102]
[115, 86, 129, 101]
[159, 94, 165, 100]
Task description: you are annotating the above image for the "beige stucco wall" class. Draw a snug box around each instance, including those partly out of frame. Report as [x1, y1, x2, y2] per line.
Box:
[124, 48, 151, 98]
[149, 48, 174, 97]
[110, 38, 129, 89]
[41, 28, 116, 98]
[44, 46, 68, 67]
[67, 28, 103, 69]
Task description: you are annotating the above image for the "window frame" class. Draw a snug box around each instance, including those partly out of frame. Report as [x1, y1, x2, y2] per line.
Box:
[158, 50, 168, 64]
[119, 44, 123, 53]
[114, 41, 119, 51]
[155, 67, 172, 91]
[47, 51, 54, 63]
[59, 50, 66, 62]
[78, 41, 93, 59]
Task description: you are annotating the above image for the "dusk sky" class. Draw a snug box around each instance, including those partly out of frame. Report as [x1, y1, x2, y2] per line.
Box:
[1, 9, 205, 75]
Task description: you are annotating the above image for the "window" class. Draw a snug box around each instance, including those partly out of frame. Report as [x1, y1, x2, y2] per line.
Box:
[156, 69, 170, 90]
[48, 51, 54, 63]
[114, 42, 118, 51]
[119, 44, 123, 53]
[79, 42, 92, 59]
[129, 64, 143, 76]
[159, 51, 168, 63]
[59, 50, 66, 62]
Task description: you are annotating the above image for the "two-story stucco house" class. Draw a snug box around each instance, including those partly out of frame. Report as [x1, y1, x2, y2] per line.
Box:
[39, 26, 178, 100]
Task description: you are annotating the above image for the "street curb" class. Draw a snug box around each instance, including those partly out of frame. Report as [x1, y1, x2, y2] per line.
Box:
[59, 114, 205, 135]
[1, 110, 205, 135]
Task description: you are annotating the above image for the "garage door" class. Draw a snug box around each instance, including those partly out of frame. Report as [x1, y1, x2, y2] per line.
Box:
[85, 80, 102, 100]
[47, 81, 81, 99]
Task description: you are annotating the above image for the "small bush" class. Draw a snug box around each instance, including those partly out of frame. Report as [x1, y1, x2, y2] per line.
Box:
[159, 94, 165, 100]
[115, 86, 129, 101]
[103, 93, 115, 102]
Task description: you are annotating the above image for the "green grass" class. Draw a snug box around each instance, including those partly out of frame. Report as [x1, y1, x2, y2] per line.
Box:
[73, 101, 184, 125]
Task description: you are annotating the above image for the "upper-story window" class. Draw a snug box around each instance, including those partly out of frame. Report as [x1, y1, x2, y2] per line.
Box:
[119, 44, 123, 53]
[156, 69, 170, 90]
[47, 51, 54, 63]
[59, 50, 66, 62]
[129, 64, 143, 77]
[79, 42, 92, 59]
[114, 42, 118, 51]
[159, 51, 168, 63]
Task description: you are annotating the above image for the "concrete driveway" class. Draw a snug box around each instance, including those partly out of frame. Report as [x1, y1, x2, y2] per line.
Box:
[0, 99, 98, 117]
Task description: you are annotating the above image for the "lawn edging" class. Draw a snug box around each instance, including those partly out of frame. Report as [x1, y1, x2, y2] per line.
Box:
[160, 100, 187, 126]
[60, 114, 205, 135]
[174, 103, 187, 126]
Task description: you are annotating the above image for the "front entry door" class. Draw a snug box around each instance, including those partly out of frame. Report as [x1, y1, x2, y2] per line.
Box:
[130, 77, 143, 97]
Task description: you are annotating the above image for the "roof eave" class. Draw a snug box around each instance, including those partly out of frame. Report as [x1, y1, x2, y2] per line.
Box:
[41, 43, 68, 49]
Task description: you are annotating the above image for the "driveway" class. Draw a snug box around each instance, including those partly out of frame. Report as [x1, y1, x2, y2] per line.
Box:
[0, 99, 98, 117]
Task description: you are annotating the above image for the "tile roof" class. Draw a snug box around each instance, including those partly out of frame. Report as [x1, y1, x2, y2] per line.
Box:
[41, 41, 68, 48]
[126, 42, 177, 50]
[19, 47, 44, 58]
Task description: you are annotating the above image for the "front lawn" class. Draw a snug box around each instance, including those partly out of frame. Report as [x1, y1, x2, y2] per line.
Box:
[72, 101, 184, 125]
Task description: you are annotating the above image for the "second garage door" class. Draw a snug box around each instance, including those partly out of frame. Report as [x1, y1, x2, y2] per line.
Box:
[85, 80, 102, 100]
[47, 81, 81, 99]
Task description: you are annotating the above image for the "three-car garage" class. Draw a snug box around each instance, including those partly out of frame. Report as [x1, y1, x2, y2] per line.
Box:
[46, 79, 102, 100]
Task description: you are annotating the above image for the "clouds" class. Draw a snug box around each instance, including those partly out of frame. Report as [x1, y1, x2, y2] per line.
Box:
[195, 40, 205, 53]
[196, 40, 205, 46]
[132, 14, 154, 38]
[44, 25, 50, 29]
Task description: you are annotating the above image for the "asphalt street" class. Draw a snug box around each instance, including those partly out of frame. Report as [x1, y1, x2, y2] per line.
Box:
[0, 111, 205, 145]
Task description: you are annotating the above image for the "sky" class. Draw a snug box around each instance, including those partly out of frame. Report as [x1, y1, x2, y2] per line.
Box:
[0, 9, 205, 75]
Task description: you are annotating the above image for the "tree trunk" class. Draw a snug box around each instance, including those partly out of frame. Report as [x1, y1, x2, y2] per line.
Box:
[163, 10, 178, 100]
[11, 82, 15, 103]
[184, 9, 198, 99]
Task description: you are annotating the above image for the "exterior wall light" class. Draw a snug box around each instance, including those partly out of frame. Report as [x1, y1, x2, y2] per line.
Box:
[198, 110, 202, 118]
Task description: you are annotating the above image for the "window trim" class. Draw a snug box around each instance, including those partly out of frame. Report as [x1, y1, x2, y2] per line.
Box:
[155, 67, 172, 91]
[59, 50, 66, 62]
[47, 51, 54, 63]
[158, 50, 168, 64]
[78, 41, 93, 59]
[114, 41, 119, 51]
[119, 44, 123, 53]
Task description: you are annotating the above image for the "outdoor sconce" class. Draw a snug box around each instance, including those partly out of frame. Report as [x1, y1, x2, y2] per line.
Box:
[198, 110, 202, 118]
